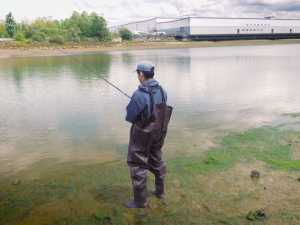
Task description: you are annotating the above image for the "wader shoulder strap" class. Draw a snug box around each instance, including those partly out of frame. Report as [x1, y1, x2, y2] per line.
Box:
[146, 86, 156, 105]
[146, 85, 166, 105]
[158, 86, 166, 103]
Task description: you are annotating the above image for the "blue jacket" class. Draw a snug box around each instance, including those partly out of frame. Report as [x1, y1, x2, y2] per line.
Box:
[125, 79, 167, 123]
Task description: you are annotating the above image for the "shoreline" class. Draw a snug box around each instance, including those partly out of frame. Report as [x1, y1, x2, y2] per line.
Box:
[1, 39, 300, 57]
[1, 117, 300, 224]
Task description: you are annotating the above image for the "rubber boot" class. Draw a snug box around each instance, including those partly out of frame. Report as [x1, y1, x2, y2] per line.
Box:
[123, 188, 147, 208]
[150, 175, 165, 199]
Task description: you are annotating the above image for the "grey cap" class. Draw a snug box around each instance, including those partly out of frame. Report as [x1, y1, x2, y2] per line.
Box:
[132, 61, 154, 73]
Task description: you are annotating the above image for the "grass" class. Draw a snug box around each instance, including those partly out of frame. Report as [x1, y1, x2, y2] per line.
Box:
[168, 125, 300, 176]
[1, 122, 300, 224]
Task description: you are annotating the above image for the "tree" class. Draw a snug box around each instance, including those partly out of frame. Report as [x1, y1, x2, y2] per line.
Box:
[21, 22, 27, 32]
[78, 11, 89, 35]
[32, 32, 46, 42]
[2, 11, 110, 42]
[25, 25, 38, 38]
[89, 12, 108, 39]
[68, 27, 81, 42]
[66, 11, 81, 29]
[5, 12, 17, 38]
[0, 19, 9, 38]
[109, 31, 119, 40]
[49, 35, 65, 44]
[119, 28, 133, 41]
[60, 18, 69, 29]
[65, 11, 90, 37]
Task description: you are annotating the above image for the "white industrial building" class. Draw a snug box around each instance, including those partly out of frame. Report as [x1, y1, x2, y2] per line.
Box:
[109, 17, 177, 34]
[109, 15, 300, 40]
[156, 17, 300, 35]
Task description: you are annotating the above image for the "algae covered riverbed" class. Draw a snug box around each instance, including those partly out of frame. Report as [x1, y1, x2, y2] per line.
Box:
[1, 113, 300, 224]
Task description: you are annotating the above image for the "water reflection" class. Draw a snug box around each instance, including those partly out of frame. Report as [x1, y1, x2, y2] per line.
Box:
[1, 44, 300, 182]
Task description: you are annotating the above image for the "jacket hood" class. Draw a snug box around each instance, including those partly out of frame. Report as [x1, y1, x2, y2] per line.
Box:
[138, 79, 160, 93]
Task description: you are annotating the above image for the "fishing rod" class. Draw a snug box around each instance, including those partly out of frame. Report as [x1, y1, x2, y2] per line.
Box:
[57, 48, 131, 99]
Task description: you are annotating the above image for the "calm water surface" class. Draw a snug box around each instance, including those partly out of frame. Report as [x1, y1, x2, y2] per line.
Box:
[1, 44, 300, 182]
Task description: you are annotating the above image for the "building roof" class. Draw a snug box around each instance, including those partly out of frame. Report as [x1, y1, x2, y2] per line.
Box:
[108, 17, 177, 29]
[109, 16, 300, 28]
[155, 16, 300, 25]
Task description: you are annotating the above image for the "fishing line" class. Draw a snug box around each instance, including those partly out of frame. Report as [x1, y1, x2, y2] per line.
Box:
[57, 48, 131, 99]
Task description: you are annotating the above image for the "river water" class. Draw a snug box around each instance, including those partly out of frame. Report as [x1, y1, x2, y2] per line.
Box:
[1, 44, 300, 183]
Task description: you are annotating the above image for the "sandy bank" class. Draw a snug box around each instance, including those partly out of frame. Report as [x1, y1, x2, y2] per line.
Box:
[1, 39, 300, 57]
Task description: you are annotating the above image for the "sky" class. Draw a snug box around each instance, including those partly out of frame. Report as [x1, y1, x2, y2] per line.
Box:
[1, 0, 300, 27]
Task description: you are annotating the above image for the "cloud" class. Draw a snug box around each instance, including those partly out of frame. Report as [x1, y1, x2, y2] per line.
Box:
[71, 0, 228, 25]
[71, 0, 180, 22]
[0, 0, 299, 26]
[238, 0, 300, 11]
[170, 0, 224, 13]
[71, 0, 300, 26]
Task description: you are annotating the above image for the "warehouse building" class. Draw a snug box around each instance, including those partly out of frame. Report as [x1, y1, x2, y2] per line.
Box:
[109, 15, 300, 40]
[109, 17, 176, 34]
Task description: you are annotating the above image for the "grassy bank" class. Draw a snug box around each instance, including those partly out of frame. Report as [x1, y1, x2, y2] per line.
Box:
[0, 114, 300, 224]
[0, 41, 125, 50]
[0, 39, 176, 50]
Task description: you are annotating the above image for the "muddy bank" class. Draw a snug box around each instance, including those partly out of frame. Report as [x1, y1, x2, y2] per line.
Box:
[1, 39, 300, 58]
[1, 113, 300, 224]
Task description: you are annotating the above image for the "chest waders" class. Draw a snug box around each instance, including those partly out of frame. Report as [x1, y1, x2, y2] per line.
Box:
[124, 85, 173, 208]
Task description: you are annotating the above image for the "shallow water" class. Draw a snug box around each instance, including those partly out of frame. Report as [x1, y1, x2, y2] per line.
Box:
[1, 44, 300, 182]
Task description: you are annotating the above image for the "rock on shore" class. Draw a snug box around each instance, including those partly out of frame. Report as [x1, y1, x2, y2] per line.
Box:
[10, 179, 20, 185]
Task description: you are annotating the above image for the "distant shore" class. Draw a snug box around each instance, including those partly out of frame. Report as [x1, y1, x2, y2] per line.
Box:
[1, 39, 300, 57]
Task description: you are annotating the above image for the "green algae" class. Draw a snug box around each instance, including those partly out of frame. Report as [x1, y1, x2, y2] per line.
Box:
[282, 113, 300, 118]
[94, 211, 113, 223]
[1, 122, 300, 224]
[246, 208, 267, 221]
[167, 125, 300, 175]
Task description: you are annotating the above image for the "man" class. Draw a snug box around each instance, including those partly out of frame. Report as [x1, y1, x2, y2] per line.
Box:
[123, 61, 173, 208]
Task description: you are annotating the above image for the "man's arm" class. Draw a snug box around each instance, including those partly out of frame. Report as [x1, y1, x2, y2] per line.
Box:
[125, 94, 143, 123]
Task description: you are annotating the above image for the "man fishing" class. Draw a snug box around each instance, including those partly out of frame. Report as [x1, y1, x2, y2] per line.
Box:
[123, 61, 173, 208]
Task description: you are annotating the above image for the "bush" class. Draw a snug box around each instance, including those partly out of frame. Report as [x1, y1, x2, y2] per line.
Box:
[81, 37, 88, 42]
[25, 26, 38, 38]
[109, 31, 119, 40]
[74, 37, 80, 42]
[0, 20, 10, 38]
[49, 35, 65, 44]
[68, 27, 81, 42]
[81, 37, 95, 42]
[14, 31, 25, 42]
[24, 39, 33, 44]
[31, 32, 46, 42]
[0, 31, 9, 38]
[119, 28, 132, 41]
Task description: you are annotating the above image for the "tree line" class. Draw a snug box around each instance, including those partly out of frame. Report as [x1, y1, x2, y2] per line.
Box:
[0, 12, 133, 43]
